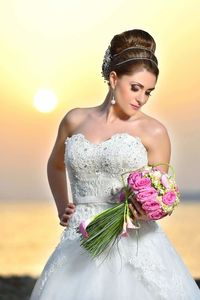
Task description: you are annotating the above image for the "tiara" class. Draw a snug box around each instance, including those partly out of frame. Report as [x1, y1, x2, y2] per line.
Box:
[102, 45, 158, 80]
[113, 46, 155, 57]
[115, 57, 158, 68]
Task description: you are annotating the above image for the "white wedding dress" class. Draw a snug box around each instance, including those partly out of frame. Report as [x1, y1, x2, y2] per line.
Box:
[30, 133, 200, 300]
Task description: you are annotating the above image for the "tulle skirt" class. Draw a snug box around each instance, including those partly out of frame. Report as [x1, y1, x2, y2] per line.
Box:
[30, 203, 200, 300]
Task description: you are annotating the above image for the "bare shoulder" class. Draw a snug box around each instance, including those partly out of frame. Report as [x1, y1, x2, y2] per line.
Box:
[61, 107, 91, 135]
[144, 114, 169, 138]
[62, 107, 87, 126]
[139, 113, 171, 150]
[48, 107, 93, 166]
[138, 113, 171, 170]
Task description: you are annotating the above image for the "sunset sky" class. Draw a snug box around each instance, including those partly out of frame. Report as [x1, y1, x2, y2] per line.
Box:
[1, 0, 200, 201]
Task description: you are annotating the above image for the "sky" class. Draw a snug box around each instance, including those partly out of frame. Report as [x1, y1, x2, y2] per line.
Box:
[1, 0, 200, 201]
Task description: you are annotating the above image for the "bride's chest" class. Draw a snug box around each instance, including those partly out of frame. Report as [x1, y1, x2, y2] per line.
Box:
[64, 133, 148, 176]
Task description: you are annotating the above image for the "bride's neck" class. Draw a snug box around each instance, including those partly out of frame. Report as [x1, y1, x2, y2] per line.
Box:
[97, 90, 129, 124]
[99, 89, 112, 111]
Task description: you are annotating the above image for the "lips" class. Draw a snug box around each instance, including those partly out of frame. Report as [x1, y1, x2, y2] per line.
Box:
[130, 104, 140, 109]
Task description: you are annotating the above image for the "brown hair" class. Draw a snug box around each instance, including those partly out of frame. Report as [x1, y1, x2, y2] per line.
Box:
[102, 29, 159, 82]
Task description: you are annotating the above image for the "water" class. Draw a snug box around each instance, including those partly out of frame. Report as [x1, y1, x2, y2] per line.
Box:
[1, 200, 200, 278]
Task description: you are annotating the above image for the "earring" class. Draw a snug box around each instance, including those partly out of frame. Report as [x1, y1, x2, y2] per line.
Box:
[111, 90, 116, 105]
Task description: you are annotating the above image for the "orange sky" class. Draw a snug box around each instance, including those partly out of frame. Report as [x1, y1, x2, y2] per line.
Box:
[1, 1, 200, 200]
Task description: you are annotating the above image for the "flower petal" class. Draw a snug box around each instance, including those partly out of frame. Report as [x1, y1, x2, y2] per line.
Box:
[79, 221, 89, 238]
[79, 217, 94, 239]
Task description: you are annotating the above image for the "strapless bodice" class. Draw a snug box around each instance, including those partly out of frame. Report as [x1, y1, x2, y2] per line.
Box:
[64, 133, 148, 204]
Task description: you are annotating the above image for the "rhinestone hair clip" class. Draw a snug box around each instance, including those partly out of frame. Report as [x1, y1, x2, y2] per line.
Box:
[101, 45, 112, 79]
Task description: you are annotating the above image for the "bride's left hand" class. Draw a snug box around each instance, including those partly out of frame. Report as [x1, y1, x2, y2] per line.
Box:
[128, 198, 149, 221]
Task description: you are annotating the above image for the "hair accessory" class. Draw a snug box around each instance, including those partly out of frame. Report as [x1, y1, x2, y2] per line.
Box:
[102, 45, 158, 81]
[113, 46, 155, 58]
[101, 45, 112, 80]
[111, 90, 116, 105]
[115, 57, 158, 68]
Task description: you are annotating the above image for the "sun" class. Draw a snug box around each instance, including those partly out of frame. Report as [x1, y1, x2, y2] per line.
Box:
[33, 89, 58, 113]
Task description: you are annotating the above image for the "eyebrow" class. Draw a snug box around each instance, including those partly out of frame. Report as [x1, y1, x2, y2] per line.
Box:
[131, 81, 155, 91]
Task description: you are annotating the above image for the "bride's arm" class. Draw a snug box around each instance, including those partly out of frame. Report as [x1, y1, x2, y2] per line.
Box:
[47, 112, 76, 225]
[147, 124, 171, 173]
[130, 123, 171, 221]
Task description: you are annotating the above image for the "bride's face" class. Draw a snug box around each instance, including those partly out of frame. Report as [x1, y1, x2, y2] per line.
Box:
[110, 68, 157, 115]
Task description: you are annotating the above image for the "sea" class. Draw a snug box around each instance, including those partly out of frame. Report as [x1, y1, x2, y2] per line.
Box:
[1, 199, 200, 279]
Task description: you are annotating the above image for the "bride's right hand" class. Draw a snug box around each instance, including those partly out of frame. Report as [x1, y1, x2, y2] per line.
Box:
[59, 203, 76, 227]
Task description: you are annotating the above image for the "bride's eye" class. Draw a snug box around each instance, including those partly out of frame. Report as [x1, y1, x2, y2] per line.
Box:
[145, 91, 152, 96]
[131, 85, 139, 92]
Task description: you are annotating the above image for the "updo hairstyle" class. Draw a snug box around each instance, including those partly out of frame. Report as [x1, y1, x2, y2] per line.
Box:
[101, 29, 159, 83]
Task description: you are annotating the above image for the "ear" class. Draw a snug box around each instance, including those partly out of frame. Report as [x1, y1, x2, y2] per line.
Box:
[109, 71, 118, 89]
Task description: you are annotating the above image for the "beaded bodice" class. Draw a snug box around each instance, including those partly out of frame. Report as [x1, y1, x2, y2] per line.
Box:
[64, 133, 148, 204]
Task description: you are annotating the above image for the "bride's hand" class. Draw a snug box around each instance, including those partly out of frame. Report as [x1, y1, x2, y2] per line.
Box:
[128, 198, 149, 221]
[59, 203, 76, 227]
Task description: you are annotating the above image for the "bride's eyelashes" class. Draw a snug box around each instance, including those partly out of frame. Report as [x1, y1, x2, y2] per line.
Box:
[145, 91, 152, 97]
[131, 84, 139, 92]
[131, 84, 140, 92]
[131, 84, 152, 97]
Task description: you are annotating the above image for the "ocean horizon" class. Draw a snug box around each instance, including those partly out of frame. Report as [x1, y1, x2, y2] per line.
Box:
[1, 190, 200, 202]
[1, 199, 200, 279]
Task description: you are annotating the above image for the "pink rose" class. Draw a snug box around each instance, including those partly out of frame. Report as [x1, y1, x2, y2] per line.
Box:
[136, 187, 158, 203]
[161, 174, 170, 189]
[127, 172, 141, 186]
[142, 200, 161, 212]
[162, 191, 176, 205]
[129, 176, 152, 191]
[147, 209, 165, 220]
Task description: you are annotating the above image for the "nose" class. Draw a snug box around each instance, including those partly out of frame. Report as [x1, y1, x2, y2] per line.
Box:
[135, 91, 146, 105]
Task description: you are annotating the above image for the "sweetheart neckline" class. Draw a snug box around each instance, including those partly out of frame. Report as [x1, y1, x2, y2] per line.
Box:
[65, 132, 147, 153]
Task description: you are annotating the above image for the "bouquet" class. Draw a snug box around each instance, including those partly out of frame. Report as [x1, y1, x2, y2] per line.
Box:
[78, 163, 180, 258]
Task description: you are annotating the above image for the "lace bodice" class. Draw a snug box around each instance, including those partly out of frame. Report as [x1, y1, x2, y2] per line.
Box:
[64, 132, 148, 204]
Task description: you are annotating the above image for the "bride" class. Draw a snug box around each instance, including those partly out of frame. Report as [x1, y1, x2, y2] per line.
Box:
[30, 29, 200, 299]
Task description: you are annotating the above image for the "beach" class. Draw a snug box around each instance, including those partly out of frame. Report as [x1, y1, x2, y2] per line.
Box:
[0, 200, 200, 298]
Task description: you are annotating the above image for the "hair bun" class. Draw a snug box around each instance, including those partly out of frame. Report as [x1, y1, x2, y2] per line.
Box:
[101, 29, 159, 82]
[111, 29, 156, 56]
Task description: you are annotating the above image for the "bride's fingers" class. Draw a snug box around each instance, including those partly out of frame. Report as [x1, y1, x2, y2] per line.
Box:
[65, 205, 76, 214]
[129, 202, 142, 217]
[62, 211, 74, 222]
[65, 208, 75, 215]
[131, 199, 145, 216]
[129, 204, 140, 219]
[60, 213, 72, 226]
[59, 204, 76, 226]
[60, 216, 68, 226]
[128, 203, 134, 214]
[59, 219, 68, 226]
[129, 203, 149, 221]
[65, 205, 76, 215]
[66, 203, 76, 210]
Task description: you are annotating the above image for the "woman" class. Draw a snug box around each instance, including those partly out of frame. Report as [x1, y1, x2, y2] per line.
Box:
[30, 29, 200, 299]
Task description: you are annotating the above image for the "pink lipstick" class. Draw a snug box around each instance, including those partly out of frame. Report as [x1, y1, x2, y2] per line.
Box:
[130, 104, 140, 110]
